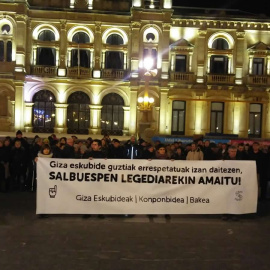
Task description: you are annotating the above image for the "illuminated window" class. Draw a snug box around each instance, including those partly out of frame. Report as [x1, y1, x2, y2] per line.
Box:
[71, 32, 91, 68]
[143, 48, 157, 69]
[32, 90, 56, 133]
[210, 56, 228, 74]
[212, 38, 229, 50]
[67, 91, 90, 134]
[175, 55, 187, 72]
[210, 102, 224, 134]
[106, 34, 123, 45]
[252, 58, 264, 75]
[249, 104, 262, 138]
[171, 101, 186, 135]
[36, 30, 56, 66]
[38, 30, 55, 41]
[105, 51, 124, 69]
[1, 24, 11, 34]
[101, 93, 124, 136]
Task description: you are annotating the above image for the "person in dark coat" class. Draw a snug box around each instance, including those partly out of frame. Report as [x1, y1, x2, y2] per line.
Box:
[83, 139, 106, 159]
[124, 135, 142, 159]
[107, 139, 124, 159]
[142, 144, 156, 160]
[61, 138, 75, 159]
[249, 142, 267, 201]
[9, 140, 27, 191]
[171, 147, 186, 160]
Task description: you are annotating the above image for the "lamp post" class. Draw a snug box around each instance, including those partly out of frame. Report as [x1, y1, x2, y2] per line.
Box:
[137, 56, 157, 137]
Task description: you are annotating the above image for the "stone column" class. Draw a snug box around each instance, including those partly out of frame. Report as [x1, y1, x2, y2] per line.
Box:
[24, 102, 34, 132]
[54, 103, 68, 133]
[10, 100, 15, 131]
[196, 29, 207, 83]
[122, 106, 130, 135]
[14, 82, 25, 130]
[89, 105, 102, 134]
[93, 22, 102, 70]
[159, 87, 169, 134]
[235, 31, 245, 84]
[129, 89, 138, 135]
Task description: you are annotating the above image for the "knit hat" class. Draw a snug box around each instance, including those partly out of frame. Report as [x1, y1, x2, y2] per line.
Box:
[16, 130, 22, 136]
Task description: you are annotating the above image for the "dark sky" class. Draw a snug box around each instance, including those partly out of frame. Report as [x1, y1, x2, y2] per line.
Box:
[172, 0, 270, 16]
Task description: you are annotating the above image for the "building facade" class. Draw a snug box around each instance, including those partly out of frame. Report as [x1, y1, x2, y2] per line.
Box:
[0, 0, 270, 140]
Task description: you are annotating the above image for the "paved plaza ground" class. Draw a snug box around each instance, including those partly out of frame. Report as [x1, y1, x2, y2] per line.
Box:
[0, 191, 270, 270]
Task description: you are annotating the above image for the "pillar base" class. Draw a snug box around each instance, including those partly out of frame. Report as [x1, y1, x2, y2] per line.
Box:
[54, 127, 67, 134]
[89, 128, 101, 135]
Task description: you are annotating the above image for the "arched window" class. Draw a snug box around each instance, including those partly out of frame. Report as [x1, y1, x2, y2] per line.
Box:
[36, 30, 56, 66]
[72, 32, 90, 43]
[32, 90, 56, 133]
[101, 93, 124, 135]
[67, 91, 90, 134]
[106, 34, 123, 45]
[71, 32, 91, 68]
[38, 30, 55, 41]
[212, 38, 229, 50]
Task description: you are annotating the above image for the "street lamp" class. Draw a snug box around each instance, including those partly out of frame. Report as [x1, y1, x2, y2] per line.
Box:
[137, 56, 157, 111]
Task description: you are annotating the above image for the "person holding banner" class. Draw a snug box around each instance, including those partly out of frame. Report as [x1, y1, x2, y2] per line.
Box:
[124, 135, 142, 159]
[249, 142, 266, 201]
[82, 139, 106, 219]
[186, 143, 204, 160]
[222, 145, 242, 221]
[83, 139, 106, 159]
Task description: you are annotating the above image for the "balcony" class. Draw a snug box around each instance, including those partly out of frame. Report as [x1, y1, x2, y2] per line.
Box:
[0, 61, 15, 73]
[207, 74, 235, 84]
[31, 66, 57, 77]
[67, 67, 92, 78]
[102, 69, 127, 80]
[170, 72, 195, 83]
[247, 75, 270, 86]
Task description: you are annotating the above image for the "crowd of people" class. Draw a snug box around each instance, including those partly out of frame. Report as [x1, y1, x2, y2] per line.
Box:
[0, 130, 269, 202]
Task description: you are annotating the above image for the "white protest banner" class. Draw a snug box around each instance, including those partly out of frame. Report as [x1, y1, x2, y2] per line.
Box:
[36, 158, 258, 214]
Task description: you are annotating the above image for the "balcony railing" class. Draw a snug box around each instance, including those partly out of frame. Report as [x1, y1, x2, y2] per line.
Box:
[31, 66, 57, 76]
[170, 72, 195, 83]
[207, 74, 235, 84]
[102, 69, 127, 80]
[67, 67, 92, 78]
[247, 75, 270, 85]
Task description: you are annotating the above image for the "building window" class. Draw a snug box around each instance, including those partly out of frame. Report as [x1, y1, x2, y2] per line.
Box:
[32, 90, 56, 133]
[67, 91, 90, 134]
[212, 38, 229, 50]
[38, 30, 55, 41]
[72, 32, 90, 43]
[0, 40, 12, 62]
[6, 41, 12, 62]
[210, 55, 228, 74]
[249, 104, 262, 138]
[101, 93, 124, 136]
[71, 32, 91, 68]
[175, 55, 187, 72]
[252, 58, 264, 75]
[1, 24, 11, 34]
[146, 33, 155, 42]
[210, 102, 224, 134]
[105, 51, 124, 69]
[143, 48, 157, 69]
[36, 48, 56, 66]
[0, 41, 4, 61]
[171, 101, 185, 135]
[106, 34, 123, 45]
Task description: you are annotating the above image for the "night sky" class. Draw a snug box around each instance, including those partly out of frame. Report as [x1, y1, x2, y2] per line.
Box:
[172, 0, 270, 16]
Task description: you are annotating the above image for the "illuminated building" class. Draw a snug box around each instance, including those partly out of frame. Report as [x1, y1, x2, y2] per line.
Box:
[0, 0, 270, 140]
